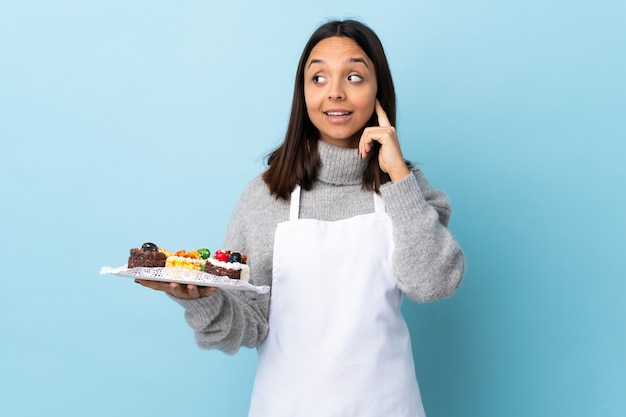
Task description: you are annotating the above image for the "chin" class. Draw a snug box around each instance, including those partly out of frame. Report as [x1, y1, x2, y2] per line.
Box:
[322, 136, 360, 148]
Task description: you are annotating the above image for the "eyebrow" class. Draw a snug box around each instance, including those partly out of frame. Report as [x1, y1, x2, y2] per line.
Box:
[307, 57, 370, 69]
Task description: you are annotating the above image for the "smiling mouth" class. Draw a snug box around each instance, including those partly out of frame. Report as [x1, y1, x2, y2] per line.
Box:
[324, 111, 352, 116]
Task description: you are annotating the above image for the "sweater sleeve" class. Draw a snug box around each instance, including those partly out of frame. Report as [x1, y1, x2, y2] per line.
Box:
[169, 182, 271, 354]
[380, 169, 465, 302]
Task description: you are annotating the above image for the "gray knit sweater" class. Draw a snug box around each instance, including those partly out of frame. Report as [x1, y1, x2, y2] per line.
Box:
[173, 141, 465, 354]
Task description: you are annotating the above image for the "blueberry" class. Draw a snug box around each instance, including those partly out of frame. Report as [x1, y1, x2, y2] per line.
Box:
[229, 252, 242, 263]
[141, 242, 158, 252]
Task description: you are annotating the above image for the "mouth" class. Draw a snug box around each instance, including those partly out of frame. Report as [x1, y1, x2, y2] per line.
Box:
[324, 111, 352, 117]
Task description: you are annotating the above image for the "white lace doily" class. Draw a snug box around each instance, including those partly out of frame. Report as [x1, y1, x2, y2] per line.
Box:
[100, 265, 270, 294]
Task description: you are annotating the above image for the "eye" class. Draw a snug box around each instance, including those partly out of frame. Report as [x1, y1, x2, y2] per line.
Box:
[347, 74, 363, 82]
[312, 75, 326, 84]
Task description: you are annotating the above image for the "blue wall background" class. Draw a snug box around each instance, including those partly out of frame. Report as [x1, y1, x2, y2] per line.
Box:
[1, 1, 624, 416]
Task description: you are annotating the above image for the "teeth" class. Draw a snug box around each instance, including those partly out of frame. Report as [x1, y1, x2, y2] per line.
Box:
[326, 112, 350, 116]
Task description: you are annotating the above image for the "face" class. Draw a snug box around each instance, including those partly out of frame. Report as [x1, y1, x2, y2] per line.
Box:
[304, 36, 377, 148]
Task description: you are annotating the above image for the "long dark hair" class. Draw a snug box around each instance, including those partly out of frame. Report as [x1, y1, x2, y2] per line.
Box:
[263, 19, 397, 200]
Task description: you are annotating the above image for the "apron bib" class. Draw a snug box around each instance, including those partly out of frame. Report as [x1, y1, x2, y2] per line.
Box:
[249, 186, 425, 417]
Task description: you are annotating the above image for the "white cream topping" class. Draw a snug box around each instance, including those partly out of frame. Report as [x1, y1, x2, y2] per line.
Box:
[206, 258, 250, 282]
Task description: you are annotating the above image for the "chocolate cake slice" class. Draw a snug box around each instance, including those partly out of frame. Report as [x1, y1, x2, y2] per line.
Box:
[127, 243, 167, 268]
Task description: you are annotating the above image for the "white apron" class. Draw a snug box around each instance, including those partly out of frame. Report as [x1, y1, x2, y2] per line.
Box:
[249, 186, 425, 417]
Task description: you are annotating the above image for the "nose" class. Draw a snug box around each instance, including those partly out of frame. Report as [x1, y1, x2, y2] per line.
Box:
[328, 79, 345, 100]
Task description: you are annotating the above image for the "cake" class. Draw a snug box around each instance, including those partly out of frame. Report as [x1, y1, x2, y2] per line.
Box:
[127, 242, 167, 268]
[205, 250, 250, 282]
[126, 244, 250, 281]
[165, 248, 211, 271]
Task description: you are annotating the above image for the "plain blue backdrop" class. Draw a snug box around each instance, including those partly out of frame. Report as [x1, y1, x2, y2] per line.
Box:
[1, 1, 624, 416]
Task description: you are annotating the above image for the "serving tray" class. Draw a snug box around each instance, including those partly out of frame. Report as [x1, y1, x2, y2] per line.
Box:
[100, 265, 270, 294]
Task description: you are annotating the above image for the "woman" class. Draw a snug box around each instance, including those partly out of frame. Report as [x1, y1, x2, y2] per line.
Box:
[137, 19, 465, 416]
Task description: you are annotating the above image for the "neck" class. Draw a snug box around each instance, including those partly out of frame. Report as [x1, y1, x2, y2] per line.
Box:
[319, 135, 360, 148]
[316, 140, 366, 185]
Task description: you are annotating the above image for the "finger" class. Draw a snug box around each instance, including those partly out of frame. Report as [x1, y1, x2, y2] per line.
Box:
[170, 282, 186, 297]
[136, 279, 216, 299]
[201, 287, 219, 297]
[358, 128, 383, 159]
[358, 126, 388, 158]
[375, 99, 391, 127]
[186, 284, 199, 298]
[358, 131, 372, 159]
[135, 279, 169, 291]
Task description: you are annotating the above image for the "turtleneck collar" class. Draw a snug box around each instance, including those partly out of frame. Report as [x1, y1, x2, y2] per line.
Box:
[317, 140, 367, 186]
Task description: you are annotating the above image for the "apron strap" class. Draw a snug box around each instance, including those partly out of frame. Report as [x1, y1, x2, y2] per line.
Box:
[291, 185, 385, 219]
[373, 192, 386, 214]
[290, 185, 301, 221]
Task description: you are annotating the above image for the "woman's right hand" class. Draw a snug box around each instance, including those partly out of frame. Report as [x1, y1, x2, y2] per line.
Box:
[135, 279, 218, 300]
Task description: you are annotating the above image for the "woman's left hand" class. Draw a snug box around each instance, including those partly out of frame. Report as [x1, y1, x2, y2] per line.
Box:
[134, 279, 218, 300]
[358, 100, 410, 182]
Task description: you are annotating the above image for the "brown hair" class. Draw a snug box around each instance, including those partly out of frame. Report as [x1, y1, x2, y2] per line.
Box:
[263, 20, 397, 200]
